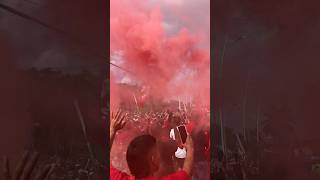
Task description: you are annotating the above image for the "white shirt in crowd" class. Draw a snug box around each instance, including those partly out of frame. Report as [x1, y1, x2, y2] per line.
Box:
[169, 128, 186, 159]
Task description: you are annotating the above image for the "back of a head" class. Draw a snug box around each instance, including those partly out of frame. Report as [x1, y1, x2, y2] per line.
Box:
[171, 114, 181, 127]
[126, 135, 157, 178]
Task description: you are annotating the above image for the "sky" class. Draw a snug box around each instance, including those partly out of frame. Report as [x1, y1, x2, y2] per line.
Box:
[111, 0, 210, 83]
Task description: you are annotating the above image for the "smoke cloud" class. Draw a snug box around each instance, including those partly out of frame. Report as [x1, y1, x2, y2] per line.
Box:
[110, 0, 210, 109]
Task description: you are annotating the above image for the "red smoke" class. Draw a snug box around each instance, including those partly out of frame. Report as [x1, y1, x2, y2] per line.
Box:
[110, 73, 120, 110]
[110, 0, 210, 109]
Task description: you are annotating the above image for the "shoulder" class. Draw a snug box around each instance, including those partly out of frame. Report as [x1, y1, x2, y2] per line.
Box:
[160, 170, 189, 180]
[110, 165, 131, 180]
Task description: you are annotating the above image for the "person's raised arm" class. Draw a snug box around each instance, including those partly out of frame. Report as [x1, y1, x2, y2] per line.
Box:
[110, 110, 127, 152]
[183, 134, 194, 176]
[3, 151, 55, 180]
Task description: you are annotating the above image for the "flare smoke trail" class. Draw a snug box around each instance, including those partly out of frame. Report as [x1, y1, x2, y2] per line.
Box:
[110, 0, 210, 110]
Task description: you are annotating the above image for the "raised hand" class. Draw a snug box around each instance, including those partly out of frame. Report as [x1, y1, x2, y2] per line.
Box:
[184, 135, 194, 153]
[110, 109, 127, 152]
[3, 151, 54, 180]
[110, 109, 127, 132]
[183, 135, 194, 175]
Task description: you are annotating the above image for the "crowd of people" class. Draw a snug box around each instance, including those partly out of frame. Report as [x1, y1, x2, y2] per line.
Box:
[110, 107, 210, 180]
[212, 146, 259, 180]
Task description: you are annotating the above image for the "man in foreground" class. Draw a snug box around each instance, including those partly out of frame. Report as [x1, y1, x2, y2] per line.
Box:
[110, 110, 194, 180]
